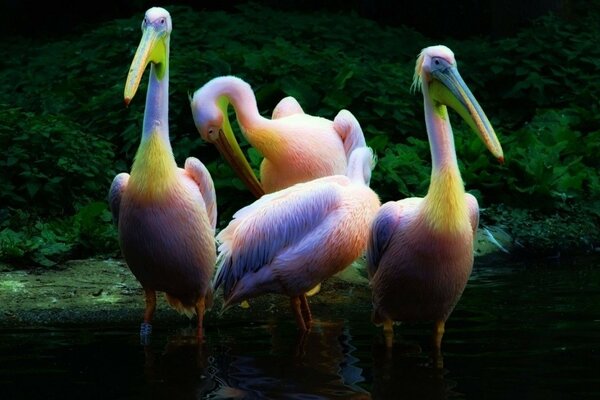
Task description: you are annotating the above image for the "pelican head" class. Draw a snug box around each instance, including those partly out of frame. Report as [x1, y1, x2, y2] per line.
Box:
[190, 79, 264, 198]
[124, 7, 172, 105]
[413, 45, 504, 163]
[189, 92, 223, 144]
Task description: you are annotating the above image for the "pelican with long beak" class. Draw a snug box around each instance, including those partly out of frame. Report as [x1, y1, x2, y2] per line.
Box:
[189, 75, 367, 198]
[109, 7, 217, 341]
[366, 45, 503, 361]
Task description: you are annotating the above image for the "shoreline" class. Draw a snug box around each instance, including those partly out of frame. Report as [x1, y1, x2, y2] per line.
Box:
[2, 247, 598, 329]
[2, 210, 599, 329]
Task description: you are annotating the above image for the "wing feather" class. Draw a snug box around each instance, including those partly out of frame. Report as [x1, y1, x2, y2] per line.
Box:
[184, 157, 217, 230]
[333, 109, 367, 161]
[366, 201, 403, 279]
[271, 96, 304, 119]
[214, 177, 347, 296]
[466, 193, 480, 237]
[108, 173, 129, 225]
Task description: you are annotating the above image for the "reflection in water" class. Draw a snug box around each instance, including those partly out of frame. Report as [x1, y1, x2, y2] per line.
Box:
[135, 319, 461, 399]
[368, 341, 458, 399]
[205, 319, 371, 399]
[141, 329, 218, 399]
[1, 257, 599, 399]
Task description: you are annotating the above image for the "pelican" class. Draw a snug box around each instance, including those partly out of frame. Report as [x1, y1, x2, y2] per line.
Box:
[213, 146, 381, 331]
[109, 7, 217, 341]
[189, 75, 367, 198]
[366, 45, 504, 354]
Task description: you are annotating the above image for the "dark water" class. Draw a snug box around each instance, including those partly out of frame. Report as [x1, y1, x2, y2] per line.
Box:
[1, 256, 599, 399]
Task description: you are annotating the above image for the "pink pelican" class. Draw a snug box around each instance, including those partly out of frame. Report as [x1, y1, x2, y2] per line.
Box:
[366, 45, 504, 353]
[189, 75, 367, 198]
[109, 7, 217, 341]
[213, 146, 381, 331]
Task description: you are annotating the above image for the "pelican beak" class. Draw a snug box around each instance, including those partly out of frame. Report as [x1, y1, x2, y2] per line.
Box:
[124, 24, 167, 105]
[429, 64, 504, 163]
[211, 101, 265, 198]
[212, 129, 265, 198]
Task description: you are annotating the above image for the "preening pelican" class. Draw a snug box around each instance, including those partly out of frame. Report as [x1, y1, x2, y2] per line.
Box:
[109, 7, 217, 341]
[366, 45, 504, 354]
[213, 146, 381, 331]
[189, 75, 367, 198]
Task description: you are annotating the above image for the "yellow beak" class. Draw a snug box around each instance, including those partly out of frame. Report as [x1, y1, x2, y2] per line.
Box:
[124, 25, 166, 105]
[430, 65, 504, 163]
[212, 100, 265, 198]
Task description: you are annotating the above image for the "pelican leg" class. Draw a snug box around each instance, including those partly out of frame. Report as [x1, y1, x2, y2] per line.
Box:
[290, 296, 308, 331]
[431, 320, 445, 368]
[140, 289, 157, 344]
[432, 320, 445, 351]
[299, 294, 312, 330]
[383, 319, 394, 348]
[195, 296, 206, 341]
[295, 329, 309, 357]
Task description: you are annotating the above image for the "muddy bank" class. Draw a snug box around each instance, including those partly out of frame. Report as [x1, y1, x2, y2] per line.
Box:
[0, 258, 379, 330]
[480, 204, 600, 258]
[0, 222, 589, 330]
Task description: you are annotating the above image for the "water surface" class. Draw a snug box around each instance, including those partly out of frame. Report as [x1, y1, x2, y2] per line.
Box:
[1, 256, 599, 399]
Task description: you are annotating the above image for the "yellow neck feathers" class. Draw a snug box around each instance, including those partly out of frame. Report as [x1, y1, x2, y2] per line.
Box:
[422, 166, 469, 234]
[128, 131, 178, 202]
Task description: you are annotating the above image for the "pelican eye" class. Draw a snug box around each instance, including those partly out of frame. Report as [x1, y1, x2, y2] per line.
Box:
[207, 127, 219, 141]
[430, 57, 452, 73]
[160, 18, 165, 24]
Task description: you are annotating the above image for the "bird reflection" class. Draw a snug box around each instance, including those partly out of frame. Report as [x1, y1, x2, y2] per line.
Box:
[134, 321, 461, 399]
[207, 319, 370, 399]
[370, 321, 455, 369]
[369, 336, 459, 399]
[141, 329, 217, 399]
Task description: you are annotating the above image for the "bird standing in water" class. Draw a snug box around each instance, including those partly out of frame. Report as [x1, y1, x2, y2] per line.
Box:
[109, 7, 217, 341]
[213, 146, 381, 332]
[189, 75, 367, 198]
[366, 45, 504, 356]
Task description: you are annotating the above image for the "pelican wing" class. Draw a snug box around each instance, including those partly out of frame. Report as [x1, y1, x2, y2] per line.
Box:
[214, 176, 347, 296]
[108, 173, 129, 225]
[333, 109, 367, 161]
[466, 193, 480, 237]
[366, 201, 404, 279]
[271, 96, 304, 119]
[184, 157, 217, 230]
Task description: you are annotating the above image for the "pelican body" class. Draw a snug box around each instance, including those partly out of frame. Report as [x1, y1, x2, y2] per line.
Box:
[109, 7, 217, 339]
[366, 46, 504, 352]
[214, 146, 381, 331]
[190, 76, 366, 197]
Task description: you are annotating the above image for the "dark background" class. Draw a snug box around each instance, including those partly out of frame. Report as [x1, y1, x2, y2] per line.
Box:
[1, 0, 578, 39]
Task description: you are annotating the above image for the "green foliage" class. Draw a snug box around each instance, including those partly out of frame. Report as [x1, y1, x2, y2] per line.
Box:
[0, 3, 598, 265]
[502, 110, 596, 208]
[72, 201, 120, 255]
[0, 204, 118, 268]
[0, 107, 116, 214]
[0, 226, 72, 267]
[373, 137, 430, 201]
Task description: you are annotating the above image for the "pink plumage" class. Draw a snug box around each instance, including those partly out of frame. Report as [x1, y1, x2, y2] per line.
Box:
[213, 147, 381, 331]
[367, 45, 504, 356]
[109, 7, 216, 341]
[190, 76, 367, 196]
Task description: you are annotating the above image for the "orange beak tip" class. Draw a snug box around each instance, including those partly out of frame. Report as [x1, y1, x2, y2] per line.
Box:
[124, 98, 131, 107]
[498, 156, 505, 165]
